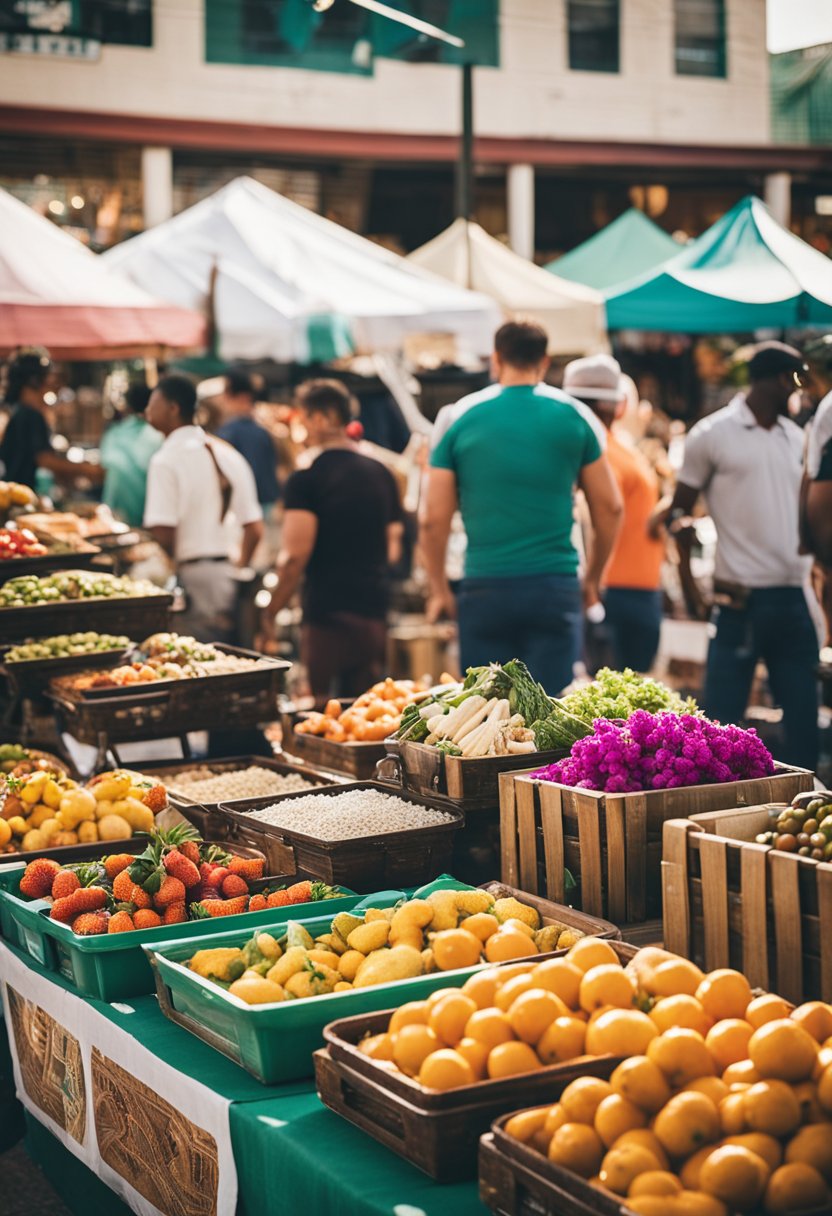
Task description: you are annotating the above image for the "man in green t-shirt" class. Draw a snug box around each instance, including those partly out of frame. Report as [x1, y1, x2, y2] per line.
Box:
[421, 321, 622, 693]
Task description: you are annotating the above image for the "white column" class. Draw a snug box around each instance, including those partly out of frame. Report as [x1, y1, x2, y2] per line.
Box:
[141, 146, 174, 229]
[507, 162, 535, 260]
[764, 172, 792, 228]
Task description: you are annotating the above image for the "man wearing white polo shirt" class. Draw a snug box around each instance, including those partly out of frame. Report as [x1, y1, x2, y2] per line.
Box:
[669, 342, 818, 771]
[144, 374, 263, 641]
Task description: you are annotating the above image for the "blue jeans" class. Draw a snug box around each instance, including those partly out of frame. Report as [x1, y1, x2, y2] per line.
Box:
[603, 588, 663, 673]
[457, 573, 582, 695]
[704, 586, 819, 771]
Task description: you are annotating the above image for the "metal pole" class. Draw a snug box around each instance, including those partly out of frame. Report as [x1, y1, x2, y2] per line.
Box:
[456, 61, 474, 222]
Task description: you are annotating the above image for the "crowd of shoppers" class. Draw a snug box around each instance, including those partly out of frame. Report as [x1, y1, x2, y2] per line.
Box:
[2, 323, 830, 770]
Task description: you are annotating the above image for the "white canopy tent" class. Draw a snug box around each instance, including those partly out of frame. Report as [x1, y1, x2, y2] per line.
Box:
[0, 189, 205, 359]
[103, 177, 501, 363]
[408, 219, 607, 355]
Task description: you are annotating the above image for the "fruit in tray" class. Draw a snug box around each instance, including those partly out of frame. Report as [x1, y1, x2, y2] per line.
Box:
[0, 744, 61, 778]
[187, 888, 584, 1005]
[0, 767, 168, 852]
[498, 959, 832, 1216]
[15, 825, 290, 935]
[0, 570, 162, 608]
[756, 790, 832, 861]
[5, 632, 132, 663]
[0, 527, 48, 559]
[68, 662, 186, 690]
[0, 481, 38, 511]
[296, 678, 429, 743]
[141, 633, 220, 663]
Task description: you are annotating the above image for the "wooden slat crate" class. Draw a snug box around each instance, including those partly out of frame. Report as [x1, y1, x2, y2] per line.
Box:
[662, 807, 832, 1004]
[499, 765, 814, 926]
[380, 740, 566, 810]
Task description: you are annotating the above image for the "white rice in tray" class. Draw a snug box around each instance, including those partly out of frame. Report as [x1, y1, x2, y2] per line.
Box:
[170, 765, 315, 802]
[246, 788, 454, 840]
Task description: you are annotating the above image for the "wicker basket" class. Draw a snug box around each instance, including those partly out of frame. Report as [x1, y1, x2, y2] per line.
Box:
[48, 648, 290, 744]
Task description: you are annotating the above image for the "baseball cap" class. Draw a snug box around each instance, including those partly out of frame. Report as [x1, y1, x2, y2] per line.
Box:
[747, 341, 807, 381]
[563, 354, 625, 402]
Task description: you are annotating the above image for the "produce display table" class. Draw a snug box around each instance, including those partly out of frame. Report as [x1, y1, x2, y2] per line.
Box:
[0, 939, 488, 1215]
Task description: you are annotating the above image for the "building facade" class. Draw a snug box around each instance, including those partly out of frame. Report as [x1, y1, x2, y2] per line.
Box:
[0, 0, 825, 256]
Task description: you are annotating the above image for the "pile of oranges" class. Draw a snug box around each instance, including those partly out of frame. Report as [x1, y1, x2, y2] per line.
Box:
[489, 945, 832, 1216]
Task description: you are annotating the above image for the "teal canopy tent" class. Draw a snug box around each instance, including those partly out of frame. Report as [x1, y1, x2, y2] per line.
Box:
[605, 196, 832, 332]
[546, 209, 680, 291]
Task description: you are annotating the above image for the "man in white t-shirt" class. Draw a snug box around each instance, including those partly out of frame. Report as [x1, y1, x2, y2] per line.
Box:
[667, 342, 818, 771]
[801, 336, 832, 647]
[144, 374, 263, 640]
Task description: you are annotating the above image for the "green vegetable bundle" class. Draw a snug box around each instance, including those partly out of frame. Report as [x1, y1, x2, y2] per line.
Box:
[531, 668, 699, 752]
[560, 668, 698, 724]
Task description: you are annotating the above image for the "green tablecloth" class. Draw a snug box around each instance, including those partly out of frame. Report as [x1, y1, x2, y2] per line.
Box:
[1, 942, 489, 1215]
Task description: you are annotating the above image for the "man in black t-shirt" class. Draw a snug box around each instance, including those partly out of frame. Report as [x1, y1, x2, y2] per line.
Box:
[259, 379, 403, 700]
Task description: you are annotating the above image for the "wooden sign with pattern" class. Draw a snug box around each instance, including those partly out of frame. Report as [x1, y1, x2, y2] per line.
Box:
[91, 1047, 219, 1216]
[6, 984, 86, 1143]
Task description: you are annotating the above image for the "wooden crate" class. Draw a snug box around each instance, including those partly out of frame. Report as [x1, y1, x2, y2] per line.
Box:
[479, 1130, 606, 1216]
[284, 729, 387, 780]
[380, 740, 566, 811]
[316, 1048, 615, 1184]
[662, 807, 832, 1004]
[318, 941, 635, 1180]
[499, 765, 814, 926]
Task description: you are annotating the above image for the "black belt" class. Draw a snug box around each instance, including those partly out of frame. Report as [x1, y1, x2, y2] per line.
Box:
[178, 555, 230, 568]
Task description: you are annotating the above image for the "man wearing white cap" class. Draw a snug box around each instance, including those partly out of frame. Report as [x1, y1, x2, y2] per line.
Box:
[563, 354, 665, 672]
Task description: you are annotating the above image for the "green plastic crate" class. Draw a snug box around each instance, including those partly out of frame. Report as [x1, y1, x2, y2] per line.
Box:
[0, 863, 363, 1002]
[145, 878, 489, 1084]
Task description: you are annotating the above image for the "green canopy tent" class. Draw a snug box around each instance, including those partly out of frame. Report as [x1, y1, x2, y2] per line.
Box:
[546, 209, 680, 291]
[605, 196, 832, 332]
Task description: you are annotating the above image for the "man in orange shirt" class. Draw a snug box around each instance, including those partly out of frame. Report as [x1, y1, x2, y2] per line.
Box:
[563, 355, 665, 672]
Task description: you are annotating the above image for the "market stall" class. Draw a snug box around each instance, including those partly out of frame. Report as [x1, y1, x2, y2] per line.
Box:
[408, 218, 607, 356]
[2, 648, 832, 1216]
[0, 189, 205, 359]
[605, 194, 832, 332]
[102, 177, 501, 363]
[546, 209, 681, 292]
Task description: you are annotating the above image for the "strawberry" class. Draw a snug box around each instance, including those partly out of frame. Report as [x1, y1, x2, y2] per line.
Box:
[51, 870, 81, 900]
[71, 887, 108, 913]
[206, 866, 228, 888]
[133, 908, 162, 930]
[161, 901, 187, 925]
[248, 893, 267, 912]
[141, 784, 167, 813]
[19, 858, 60, 899]
[179, 840, 201, 866]
[112, 869, 135, 902]
[153, 875, 186, 908]
[227, 856, 265, 881]
[221, 874, 249, 899]
[163, 849, 200, 888]
[50, 895, 78, 923]
[266, 890, 291, 908]
[103, 853, 135, 880]
[72, 911, 109, 936]
[108, 910, 135, 934]
[191, 895, 249, 918]
[285, 880, 313, 904]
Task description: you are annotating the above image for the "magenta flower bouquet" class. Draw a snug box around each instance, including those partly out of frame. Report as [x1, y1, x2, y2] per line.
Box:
[530, 710, 775, 793]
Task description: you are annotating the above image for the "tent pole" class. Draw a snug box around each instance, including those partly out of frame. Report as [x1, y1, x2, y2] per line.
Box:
[455, 62, 474, 225]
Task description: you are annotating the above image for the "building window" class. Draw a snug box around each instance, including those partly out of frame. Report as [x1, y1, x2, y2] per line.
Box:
[206, 0, 498, 73]
[675, 0, 726, 78]
[567, 0, 620, 74]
